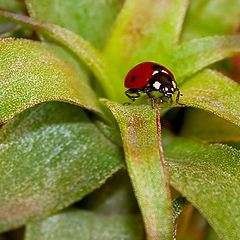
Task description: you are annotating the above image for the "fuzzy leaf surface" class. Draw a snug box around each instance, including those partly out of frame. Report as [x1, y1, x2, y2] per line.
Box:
[163, 132, 240, 240]
[167, 35, 240, 83]
[104, 100, 173, 240]
[0, 102, 124, 232]
[0, 38, 103, 124]
[25, 0, 124, 49]
[25, 209, 144, 240]
[180, 69, 240, 127]
[0, 10, 119, 100]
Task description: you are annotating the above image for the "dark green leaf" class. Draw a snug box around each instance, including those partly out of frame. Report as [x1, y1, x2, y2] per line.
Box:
[104, 100, 173, 240]
[0, 38, 104, 124]
[205, 227, 220, 240]
[164, 131, 240, 240]
[182, 0, 240, 41]
[25, 209, 144, 240]
[180, 108, 240, 142]
[81, 170, 138, 215]
[0, 0, 25, 35]
[25, 0, 124, 49]
[0, 102, 124, 232]
[172, 197, 188, 223]
[180, 69, 240, 127]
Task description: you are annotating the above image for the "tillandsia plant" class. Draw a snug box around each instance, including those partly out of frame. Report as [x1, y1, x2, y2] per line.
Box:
[0, 0, 240, 239]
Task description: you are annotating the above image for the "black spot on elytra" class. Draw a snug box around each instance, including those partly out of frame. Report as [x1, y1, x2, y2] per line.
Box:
[131, 75, 135, 82]
[151, 65, 164, 71]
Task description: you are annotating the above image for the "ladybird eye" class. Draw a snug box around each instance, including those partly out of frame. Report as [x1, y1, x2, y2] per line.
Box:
[131, 76, 135, 82]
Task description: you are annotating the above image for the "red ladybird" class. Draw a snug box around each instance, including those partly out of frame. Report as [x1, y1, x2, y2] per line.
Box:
[124, 62, 181, 104]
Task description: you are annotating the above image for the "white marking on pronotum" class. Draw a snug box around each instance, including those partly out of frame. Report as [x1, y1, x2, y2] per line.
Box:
[152, 70, 159, 75]
[153, 81, 161, 90]
[161, 69, 168, 74]
[171, 87, 174, 91]
[172, 81, 177, 88]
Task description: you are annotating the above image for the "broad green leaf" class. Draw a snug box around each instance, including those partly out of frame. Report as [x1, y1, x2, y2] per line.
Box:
[0, 102, 124, 232]
[0, 38, 104, 124]
[104, 0, 189, 75]
[50, 45, 90, 84]
[167, 35, 240, 83]
[104, 100, 173, 240]
[25, 0, 124, 49]
[180, 69, 240, 127]
[81, 170, 138, 214]
[25, 209, 144, 240]
[0, 10, 120, 101]
[163, 132, 240, 240]
[182, 0, 240, 41]
[94, 119, 122, 147]
[180, 108, 240, 142]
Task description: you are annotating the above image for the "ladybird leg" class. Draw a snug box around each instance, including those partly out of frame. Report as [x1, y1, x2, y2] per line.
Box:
[176, 90, 180, 103]
[176, 90, 185, 106]
[124, 89, 140, 105]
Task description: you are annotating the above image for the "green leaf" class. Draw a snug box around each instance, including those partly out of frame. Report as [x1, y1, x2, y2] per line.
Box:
[81, 170, 138, 215]
[180, 69, 240, 127]
[104, 0, 189, 75]
[163, 131, 240, 240]
[172, 197, 188, 240]
[180, 108, 240, 142]
[0, 0, 25, 34]
[0, 38, 104, 124]
[205, 227, 220, 240]
[0, 9, 120, 101]
[0, 102, 124, 232]
[172, 197, 188, 224]
[182, 0, 240, 41]
[25, 209, 144, 240]
[226, 142, 240, 151]
[103, 100, 173, 240]
[167, 35, 240, 83]
[94, 119, 123, 147]
[25, 0, 124, 49]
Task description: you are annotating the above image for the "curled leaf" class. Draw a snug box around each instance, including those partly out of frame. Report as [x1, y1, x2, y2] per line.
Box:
[0, 38, 103, 124]
[180, 69, 240, 127]
[103, 100, 173, 240]
[0, 9, 120, 100]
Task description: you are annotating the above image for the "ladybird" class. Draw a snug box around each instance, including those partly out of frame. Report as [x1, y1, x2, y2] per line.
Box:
[124, 62, 182, 104]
